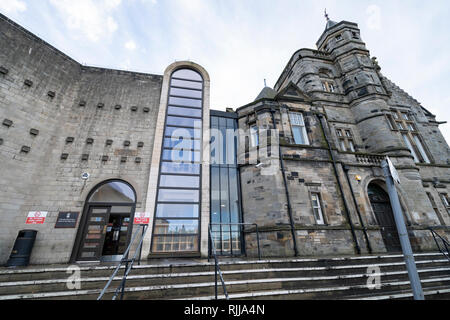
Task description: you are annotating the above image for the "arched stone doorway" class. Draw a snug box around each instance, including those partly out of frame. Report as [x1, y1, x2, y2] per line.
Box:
[73, 180, 137, 262]
[368, 183, 402, 252]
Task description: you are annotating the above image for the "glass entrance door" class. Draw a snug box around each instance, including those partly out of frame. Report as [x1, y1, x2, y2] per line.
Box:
[78, 206, 110, 261]
[101, 206, 133, 260]
[74, 180, 137, 262]
[77, 206, 134, 262]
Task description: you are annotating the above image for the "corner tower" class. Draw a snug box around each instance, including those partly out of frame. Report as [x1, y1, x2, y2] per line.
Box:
[316, 15, 408, 158]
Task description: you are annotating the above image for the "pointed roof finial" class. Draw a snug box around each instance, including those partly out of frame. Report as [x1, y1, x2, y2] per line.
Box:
[324, 8, 330, 21]
[264, 79, 267, 87]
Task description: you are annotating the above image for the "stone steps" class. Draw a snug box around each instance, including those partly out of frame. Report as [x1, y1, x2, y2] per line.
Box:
[1, 262, 449, 296]
[0, 252, 448, 300]
[0, 252, 443, 282]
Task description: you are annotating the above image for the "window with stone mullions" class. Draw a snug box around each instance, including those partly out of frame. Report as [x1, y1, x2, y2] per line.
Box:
[392, 109, 430, 163]
[336, 128, 355, 152]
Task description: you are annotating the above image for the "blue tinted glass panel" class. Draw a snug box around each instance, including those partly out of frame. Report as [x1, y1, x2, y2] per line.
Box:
[160, 175, 200, 188]
[164, 137, 201, 150]
[160, 162, 200, 175]
[211, 167, 220, 228]
[171, 78, 203, 89]
[292, 127, 306, 145]
[211, 116, 219, 128]
[172, 69, 202, 81]
[156, 204, 199, 218]
[165, 127, 201, 139]
[167, 116, 202, 128]
[162, 149, 201, 162]
[168, 106, 202, 118]
[170, 87, 202, 99]
[169, 97, 202, 108]
[158, 189, 199, 202]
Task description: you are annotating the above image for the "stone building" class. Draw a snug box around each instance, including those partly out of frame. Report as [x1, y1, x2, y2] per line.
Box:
[0, 12, 449, 266]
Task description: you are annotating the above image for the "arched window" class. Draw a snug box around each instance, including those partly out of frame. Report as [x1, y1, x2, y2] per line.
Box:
[88, 180, 136, 203]
[152, 68, 204, 254]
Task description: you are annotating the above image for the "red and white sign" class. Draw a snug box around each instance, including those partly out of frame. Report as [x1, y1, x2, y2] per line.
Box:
[134, 212, 150, 225]
[26, 211, 48, 225]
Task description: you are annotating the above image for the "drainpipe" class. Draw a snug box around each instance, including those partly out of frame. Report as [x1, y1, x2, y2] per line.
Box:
[343, 165, 373, 254]
[268, 107, 300, 257]
[316, 113, 361, 255]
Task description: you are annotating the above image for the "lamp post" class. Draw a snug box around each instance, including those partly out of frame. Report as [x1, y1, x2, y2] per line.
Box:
[381, 158, 424, 300]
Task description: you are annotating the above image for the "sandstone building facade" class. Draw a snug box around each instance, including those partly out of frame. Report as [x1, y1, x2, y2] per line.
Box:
[0, 13, 449, 265]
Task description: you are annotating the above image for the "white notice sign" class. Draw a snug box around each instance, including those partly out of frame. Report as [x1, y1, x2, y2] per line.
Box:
[26, 211, 48, 224]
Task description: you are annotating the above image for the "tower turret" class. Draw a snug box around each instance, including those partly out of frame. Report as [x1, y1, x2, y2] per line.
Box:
[317, 14, 409, 158]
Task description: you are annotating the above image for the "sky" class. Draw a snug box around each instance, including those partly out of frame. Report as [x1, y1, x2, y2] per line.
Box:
[0, 0, 449, 143]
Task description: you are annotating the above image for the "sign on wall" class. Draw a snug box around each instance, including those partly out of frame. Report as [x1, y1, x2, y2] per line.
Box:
[26, 211, 48, 224]
[55, 212, 79, 228]
[134, 212, 151, 225]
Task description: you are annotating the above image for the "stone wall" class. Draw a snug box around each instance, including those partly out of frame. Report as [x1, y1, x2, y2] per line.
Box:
[0, 14, 162, 265]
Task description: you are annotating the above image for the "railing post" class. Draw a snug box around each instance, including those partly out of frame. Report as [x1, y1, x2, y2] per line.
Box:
[98, 222, 148, 300]
[119, 260, 128, 300]
[255, 224, 261, 260]
[214, 258, 218, 300]
[137, 225, 145, 266]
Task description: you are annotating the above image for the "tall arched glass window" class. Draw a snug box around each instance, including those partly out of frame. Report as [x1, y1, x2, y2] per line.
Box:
[152, 68, 203, 254]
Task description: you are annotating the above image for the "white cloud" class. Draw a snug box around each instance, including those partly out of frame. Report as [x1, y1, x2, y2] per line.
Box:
[125, 40, 137, 50]
[49, 0, 122, 42]
[366, 4, 382, 30]
[0, 0, 26, 14]
[104, 0, 122, 9]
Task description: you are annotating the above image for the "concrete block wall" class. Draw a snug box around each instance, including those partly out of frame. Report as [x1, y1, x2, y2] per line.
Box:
[0, 14, 163, 265]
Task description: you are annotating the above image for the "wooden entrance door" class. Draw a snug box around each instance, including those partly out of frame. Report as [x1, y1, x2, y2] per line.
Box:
[77, 206, 110, 261]
[368, 184, 402, 252]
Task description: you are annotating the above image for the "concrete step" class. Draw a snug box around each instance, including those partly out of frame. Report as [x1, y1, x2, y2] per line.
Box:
[179, 279, 450, 301]
[0, 262, 449, 296]
[1, 265, 449, 300]
[0, 252, 448, 300]
[0, 252, 443, 282]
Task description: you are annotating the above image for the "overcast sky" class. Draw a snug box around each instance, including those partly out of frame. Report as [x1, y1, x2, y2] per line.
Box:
[1, 0, 449, 143]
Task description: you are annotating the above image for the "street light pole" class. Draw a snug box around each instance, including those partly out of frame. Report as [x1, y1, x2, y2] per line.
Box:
[381, 158, 424, 300]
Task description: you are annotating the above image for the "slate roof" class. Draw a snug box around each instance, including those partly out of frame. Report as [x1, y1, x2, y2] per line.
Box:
[254, 86, 278, 101]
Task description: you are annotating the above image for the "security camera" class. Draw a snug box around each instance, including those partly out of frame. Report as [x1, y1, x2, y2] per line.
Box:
[81, 172, 90, 180]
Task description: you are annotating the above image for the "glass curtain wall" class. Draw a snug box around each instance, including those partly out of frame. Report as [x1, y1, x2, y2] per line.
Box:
[151, 69, 203, 254]
[210, 114, 243, 256]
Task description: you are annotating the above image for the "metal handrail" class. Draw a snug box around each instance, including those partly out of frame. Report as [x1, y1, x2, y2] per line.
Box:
[97, 224, 148, 300]
[429, 227, 450, 262]
[208, 226, 229, 300]
[209, 223, 262, 260]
